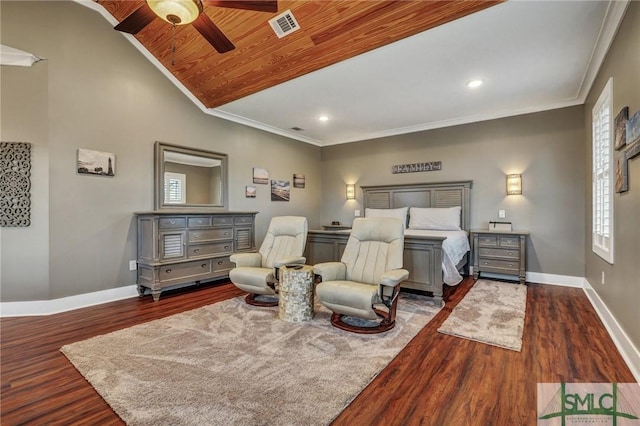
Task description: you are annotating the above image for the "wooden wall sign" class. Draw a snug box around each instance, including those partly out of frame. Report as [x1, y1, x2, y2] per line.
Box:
[392, 161, 442, 174]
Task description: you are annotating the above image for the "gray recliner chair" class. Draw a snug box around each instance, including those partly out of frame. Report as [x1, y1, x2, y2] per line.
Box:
[229, 216, 308, 306]
[314, 217, 409, 334]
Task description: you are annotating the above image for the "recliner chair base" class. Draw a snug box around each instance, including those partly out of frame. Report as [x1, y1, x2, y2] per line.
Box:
[245, 293, 278, 307]
[330, 307, 396, 334]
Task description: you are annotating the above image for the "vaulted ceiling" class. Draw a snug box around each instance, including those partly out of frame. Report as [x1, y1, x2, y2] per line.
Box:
[84, 0, 629, 146]
[97, 0, 500, 108]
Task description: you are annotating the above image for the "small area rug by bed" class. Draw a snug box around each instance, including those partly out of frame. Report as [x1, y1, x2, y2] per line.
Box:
[438, 279, 527, 351]
[61, 292, 441, 426]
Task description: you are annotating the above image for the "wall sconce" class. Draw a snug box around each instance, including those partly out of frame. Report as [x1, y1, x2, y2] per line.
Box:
[506, 174, 522, 195]
[346, 184, 356, 200]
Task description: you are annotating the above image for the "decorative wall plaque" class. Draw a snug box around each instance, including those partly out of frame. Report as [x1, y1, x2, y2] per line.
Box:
[1, 142, 32, 227]
[392, 161, 442, 174]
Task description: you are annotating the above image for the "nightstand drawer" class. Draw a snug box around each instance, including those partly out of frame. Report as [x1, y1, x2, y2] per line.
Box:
[478, 235, 499, 247]
[498, 235, 520, 248]
[478, 258, 519, 272]
[478, 247, 519, 260]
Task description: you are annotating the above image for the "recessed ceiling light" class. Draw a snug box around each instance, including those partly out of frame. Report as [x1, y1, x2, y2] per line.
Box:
[318, 115, 329, 122]
[467, 79, 483, 88]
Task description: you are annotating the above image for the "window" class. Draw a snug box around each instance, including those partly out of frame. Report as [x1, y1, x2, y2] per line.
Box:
[592, 78, 614, 263]
[164, 172, 186, 204]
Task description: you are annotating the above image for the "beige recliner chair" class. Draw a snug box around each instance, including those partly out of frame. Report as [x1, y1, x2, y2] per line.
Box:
[314, 217, 409, 333]
[229, 216, 308, 306]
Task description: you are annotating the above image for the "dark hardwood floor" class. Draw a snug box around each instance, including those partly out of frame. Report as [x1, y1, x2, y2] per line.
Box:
[1, 277, 635, 425]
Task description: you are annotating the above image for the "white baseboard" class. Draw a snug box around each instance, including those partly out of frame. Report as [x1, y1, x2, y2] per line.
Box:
[582, 280, 640, 383]
[0, 285, 139, 317]
[469, 268, 585, 288]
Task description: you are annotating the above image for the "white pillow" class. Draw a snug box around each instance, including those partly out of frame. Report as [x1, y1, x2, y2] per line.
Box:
[408, 206, 461, 231]
[365, 207, 408, 227]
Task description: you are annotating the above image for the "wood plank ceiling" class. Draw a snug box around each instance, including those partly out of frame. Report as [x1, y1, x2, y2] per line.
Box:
[98, 0, 501, 109]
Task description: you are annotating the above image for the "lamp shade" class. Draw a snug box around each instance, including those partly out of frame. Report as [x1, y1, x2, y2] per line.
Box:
[346, 184, 356, 200]
[147, 0, 202, 25]
[506, 174, 522, 195]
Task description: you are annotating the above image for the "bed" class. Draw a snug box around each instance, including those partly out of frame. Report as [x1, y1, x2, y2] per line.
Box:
[305, 181, 472, 304]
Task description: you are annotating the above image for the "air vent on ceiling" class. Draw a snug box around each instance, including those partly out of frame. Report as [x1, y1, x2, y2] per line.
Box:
[290, 126, 304, 131]
[269, 10, 301, 39]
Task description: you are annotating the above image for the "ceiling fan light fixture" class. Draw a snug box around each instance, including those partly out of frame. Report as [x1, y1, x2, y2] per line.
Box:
[147, 0, 202, 25]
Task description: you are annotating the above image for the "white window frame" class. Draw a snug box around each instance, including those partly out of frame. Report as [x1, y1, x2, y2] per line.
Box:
[164, 172, 186, 204]
[592, 77, 614, 264]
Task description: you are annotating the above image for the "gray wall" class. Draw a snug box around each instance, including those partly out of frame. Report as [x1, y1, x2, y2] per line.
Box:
[584, 2, 640, 352]
[0, 1, 321, 301]
[320, 106, 586, 277]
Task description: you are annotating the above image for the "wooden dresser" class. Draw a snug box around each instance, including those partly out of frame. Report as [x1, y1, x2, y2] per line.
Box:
[471, 230, 528, 284]
[135, 211, 257, 301]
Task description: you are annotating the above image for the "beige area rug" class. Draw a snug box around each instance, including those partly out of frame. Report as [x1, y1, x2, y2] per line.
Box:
[438, 279, 527, 351]
[61, 292, 441, 426]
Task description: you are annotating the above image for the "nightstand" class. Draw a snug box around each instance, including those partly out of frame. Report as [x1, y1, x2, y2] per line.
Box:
[322, 224, 352, 230]
[471, 230, 529, 284]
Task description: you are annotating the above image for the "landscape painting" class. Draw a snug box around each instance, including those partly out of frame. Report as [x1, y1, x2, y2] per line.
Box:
[253, 167, 269, 184]
[245, 185, 256, 198]
[614, 106, 628, 150]
[77, 149, 115, 177]
[271, 180, 290, 201]
[293, 173, 305, 188]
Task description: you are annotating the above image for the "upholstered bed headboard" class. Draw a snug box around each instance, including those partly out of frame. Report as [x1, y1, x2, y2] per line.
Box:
[360, 181, 472, 232]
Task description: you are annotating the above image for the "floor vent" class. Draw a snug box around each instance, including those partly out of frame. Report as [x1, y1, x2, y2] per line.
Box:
[269, 10, 301, 39]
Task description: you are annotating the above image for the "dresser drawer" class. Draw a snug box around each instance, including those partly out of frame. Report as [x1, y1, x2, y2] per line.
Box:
[478, 258, 519, 273]
[188, 228, 233, 243]
[212, 216, 234, 226]
[212, 256, 235, 275]
[478, 247, 519, 260]
[159, 217, 186, 229]
[234, 216, 253, 225]
[187, 242, 233, 258]
[159, 259, 212, 282]
[188, 216, 211, 228]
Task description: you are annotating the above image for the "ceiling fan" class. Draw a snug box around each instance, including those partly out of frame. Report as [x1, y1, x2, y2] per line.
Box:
[114, 0, 278, 54]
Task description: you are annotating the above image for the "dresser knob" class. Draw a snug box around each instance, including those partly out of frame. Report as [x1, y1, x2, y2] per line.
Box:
[201, 264, 207, 268]
[194, 233, 199, 238]
[225, 232, 230, 236]
[224, 245, 230, 250]
[165, 268, 172, 273]
[508, 264, 513, 267]
[217, 261, 223, 265]
[170, 220, 175, 225]
[193, 249, 200, 253]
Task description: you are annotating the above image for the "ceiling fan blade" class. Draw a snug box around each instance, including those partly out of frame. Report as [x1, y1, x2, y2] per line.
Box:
[205, 1, 278, 13]
[192, 13, 235, 54]
[114, 3, 156, 34]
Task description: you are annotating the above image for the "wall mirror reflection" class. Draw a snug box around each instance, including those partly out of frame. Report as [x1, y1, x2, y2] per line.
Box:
[154, 142, 228, 210]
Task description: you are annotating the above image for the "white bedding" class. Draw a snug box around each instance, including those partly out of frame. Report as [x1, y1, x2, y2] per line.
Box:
[404, 229, 470, 286]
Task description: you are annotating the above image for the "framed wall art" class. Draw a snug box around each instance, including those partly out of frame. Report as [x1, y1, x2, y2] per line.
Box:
[271, 180, 290, 201]
[77, 148, 115, 177]
[253, 167, 269, 184]
[614, 106, 629, 150]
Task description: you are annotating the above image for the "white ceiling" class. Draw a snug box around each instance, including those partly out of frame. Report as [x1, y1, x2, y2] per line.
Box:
[84, 0, 629, 147]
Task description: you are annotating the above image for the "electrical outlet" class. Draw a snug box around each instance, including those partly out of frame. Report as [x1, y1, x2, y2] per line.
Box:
[354, 209, 361, 217]
[499, 209, 506, 219]
[129, 260, 137, 271]
[601, 271, 605, 285]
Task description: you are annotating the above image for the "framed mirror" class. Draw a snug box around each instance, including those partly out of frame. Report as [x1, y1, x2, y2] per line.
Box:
[154, 142, 228, 210]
